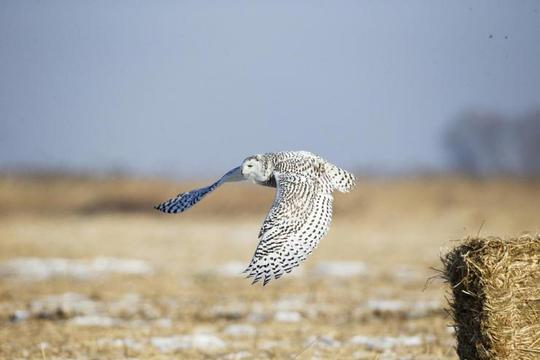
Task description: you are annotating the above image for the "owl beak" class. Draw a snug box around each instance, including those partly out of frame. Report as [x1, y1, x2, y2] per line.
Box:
[222, 166, 244, 182]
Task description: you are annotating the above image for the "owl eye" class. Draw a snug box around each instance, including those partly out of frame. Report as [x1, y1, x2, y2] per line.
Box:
[247, 164, 253, 168]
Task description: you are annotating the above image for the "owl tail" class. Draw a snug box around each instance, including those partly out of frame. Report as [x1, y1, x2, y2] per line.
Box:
[326, 164, 356, 193]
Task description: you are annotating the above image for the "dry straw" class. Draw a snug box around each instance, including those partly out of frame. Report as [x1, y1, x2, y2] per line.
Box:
[442, 234, 540, 360]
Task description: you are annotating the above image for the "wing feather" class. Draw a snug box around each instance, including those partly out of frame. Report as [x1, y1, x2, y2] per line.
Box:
[154, 166, 241, 214]
[245, 171, 334, 285]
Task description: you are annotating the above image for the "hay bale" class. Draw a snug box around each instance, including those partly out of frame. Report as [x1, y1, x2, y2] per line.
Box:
[442, 234, 540, 360]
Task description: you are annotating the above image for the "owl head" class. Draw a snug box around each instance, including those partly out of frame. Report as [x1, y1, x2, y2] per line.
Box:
[241, 154, 272, 182]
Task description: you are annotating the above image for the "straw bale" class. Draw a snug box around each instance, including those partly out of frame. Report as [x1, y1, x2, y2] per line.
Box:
[442, 234, 540, 360]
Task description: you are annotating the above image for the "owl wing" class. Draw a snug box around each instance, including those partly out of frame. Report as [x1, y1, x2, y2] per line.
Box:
[154, 166, 241, 214]
[244, 171, 334, 285]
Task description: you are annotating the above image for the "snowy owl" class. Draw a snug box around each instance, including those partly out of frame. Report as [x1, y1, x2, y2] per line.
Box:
[155, 151, 356, 285]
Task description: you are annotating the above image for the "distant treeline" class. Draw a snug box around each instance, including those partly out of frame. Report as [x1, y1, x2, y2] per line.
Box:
[445, 110, 540, 177]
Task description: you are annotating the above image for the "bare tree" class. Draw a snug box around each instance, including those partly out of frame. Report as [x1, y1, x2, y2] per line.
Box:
[444, 110, 540, 177]
[516, 111, 540, 177]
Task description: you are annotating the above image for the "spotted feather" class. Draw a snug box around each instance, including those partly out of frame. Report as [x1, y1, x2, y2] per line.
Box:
[154, 151, 355, 285]
[154, 166, 242, 214]
[244, 171, 334, 285]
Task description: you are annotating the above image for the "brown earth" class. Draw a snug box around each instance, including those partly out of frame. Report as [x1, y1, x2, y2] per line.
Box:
[0, 175, 538, 359]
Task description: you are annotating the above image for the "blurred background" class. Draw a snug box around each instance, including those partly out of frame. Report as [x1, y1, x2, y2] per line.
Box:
[0, 1, 539, 359]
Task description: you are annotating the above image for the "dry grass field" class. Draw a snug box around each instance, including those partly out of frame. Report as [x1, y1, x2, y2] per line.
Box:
[0, 174, 538, 359]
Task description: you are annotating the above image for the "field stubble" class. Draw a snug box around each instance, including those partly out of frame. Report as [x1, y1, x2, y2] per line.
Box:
[0, 175, 538, 359]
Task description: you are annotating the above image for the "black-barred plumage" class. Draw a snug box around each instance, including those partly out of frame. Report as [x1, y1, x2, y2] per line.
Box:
[154, 166, 242, 214]
[154, 151, 356, 285]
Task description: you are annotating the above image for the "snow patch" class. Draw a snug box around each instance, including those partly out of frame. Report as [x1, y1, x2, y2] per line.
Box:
[9, 310, 30, 323]
[305, 335, 341, 349]
[311, 261, 368, 278]
[0, 257, 153, 280]
[274, 311, 301, 323]
[221, 351, 252, 360]
[107, 293, 161, 319]
[367, 299, 406, 312]
[151, 334, 226, 352]
[258, 340, 288, 350]
[96, 338, 144, 351]
[154, 318, 172, 328]
[349, 335, 424, 351]
[31, 293, 99, 319]
[274, 295, 307, 311]
[392, 265, 426, 283]
[69, 315, 119, 327]
[224, 324, 256, 337]
[215, 262, 246, 277]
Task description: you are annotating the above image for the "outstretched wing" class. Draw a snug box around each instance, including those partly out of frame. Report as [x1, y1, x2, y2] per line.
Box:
[244, 172, 334, 285]
[154, 166, 241, 214]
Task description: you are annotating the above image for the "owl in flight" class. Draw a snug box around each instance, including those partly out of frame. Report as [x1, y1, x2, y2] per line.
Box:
[155, 151, 356, 285]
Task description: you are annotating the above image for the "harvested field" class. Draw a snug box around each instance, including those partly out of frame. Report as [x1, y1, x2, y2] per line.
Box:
[0, 175, 539, 359]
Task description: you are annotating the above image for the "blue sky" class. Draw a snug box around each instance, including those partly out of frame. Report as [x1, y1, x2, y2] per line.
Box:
[1, 1, 539, 178]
